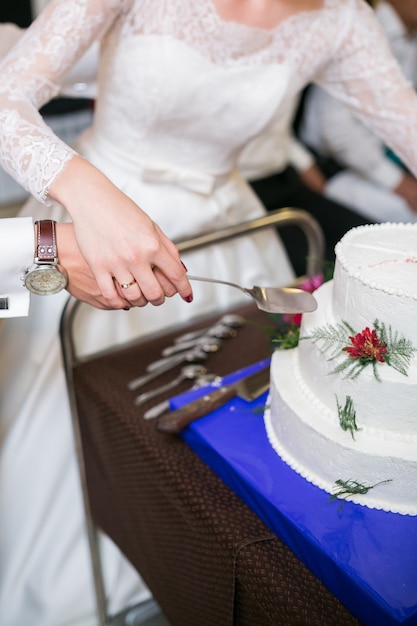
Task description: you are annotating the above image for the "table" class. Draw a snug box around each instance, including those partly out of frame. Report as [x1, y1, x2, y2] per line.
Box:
[70, 303, 415, 626]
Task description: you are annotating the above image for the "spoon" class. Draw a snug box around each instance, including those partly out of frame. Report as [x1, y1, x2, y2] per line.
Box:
[173, 314, 244, 345]
[187, 275, 318, 314]
[143, 373, 221, 419]
[146, 340, 220, 373]
[127, 349, 207, 391]
[161, 335, 223, 357]
[175, 323, 237, 345]
[134, 364, 208, 406]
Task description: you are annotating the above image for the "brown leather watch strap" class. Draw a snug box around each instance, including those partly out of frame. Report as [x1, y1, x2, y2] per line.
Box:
[35, 220, 58, 263]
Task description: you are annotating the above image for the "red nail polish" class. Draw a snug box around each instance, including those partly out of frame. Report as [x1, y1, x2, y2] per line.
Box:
[181, 261, 188, 271]
[184, 294, 193, 303]
[123, 306, 130, 311]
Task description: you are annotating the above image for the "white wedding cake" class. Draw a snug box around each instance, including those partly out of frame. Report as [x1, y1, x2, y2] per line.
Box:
[264, 223, 417, 515]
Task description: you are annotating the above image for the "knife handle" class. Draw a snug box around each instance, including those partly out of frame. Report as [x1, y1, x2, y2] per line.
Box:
[156, 386, 236, 434]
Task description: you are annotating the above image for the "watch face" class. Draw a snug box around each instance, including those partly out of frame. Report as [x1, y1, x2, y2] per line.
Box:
[24, 265, 68, 295]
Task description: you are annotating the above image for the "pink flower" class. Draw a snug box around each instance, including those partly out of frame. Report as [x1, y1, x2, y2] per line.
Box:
[283, 272, 324, 327]
[299, 272, 324, 293]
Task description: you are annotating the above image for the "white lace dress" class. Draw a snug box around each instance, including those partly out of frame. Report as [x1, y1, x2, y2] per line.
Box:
[1, 1, 417, 624]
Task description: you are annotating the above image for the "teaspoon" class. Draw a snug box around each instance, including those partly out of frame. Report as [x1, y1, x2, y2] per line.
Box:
[143, 373, 221, 419]
[127, 349, 207, 391]
[173, 314, 244, 345]
[146, 340, 221, 373]
[134, 364, 207, 406]
[161, 335, 223, 358]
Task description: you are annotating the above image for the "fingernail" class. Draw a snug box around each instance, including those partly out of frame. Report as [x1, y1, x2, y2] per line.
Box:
[181, 261, 188, 271]
[184, 294, 193, 303]
[124, 306, 130, 311]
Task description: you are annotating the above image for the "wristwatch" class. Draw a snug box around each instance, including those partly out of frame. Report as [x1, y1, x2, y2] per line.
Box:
[24, 220, 68, 295]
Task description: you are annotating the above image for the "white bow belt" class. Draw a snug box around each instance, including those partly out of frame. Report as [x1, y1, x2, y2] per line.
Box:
[140, 165, 230, 195]
[91, 135, 232, 195]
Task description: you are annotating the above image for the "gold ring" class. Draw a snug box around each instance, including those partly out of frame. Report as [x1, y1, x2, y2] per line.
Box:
[119, 278, 136, 289]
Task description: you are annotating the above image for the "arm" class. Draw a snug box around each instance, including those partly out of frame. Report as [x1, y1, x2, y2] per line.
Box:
[300, 86, 405, 191]
[317, 0, 417, 181]
[0, 22, 98, 99]
[393, 174, 417, 213]
[301, 85, 417, 211]
[301, 80, 417, 212]
[287, 135, 326, 194]
[0, 0, 192, 308]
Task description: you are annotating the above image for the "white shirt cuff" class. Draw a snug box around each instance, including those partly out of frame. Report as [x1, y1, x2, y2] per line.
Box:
[0, 216, 33, 317]
[370, 160, 404, 190]
[288, 141, 315, 172]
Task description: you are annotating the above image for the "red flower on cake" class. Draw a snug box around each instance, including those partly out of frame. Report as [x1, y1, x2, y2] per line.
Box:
[343, 327, 387, 363]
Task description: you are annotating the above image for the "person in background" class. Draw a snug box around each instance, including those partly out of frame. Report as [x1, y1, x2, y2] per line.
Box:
[2, 2, 417, 625]
[238, 96, 371, 275]
[299, 0, 417, 223]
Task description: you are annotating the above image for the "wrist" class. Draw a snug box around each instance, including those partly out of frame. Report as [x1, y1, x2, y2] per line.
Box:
[24, 220, 68, 295]
[49, 155, 111, 222]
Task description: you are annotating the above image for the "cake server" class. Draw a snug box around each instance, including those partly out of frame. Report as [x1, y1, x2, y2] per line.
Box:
[187, 275, 318, 314]
[156, 364, 270, 434]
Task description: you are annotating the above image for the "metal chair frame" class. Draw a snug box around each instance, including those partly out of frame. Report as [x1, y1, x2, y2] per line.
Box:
[59, 207, 325, 625]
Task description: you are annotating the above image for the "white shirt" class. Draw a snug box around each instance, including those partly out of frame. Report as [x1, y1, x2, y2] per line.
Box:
[0, 217, 33, 317]
[299, 1, 417, 191]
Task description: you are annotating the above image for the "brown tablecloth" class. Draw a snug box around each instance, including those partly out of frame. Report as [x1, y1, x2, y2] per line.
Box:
[71, 303, 360, 626]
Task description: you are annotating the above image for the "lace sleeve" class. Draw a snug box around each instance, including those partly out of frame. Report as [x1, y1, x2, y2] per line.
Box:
[318, 0, 417, 180]
[0, 0, 127, 203]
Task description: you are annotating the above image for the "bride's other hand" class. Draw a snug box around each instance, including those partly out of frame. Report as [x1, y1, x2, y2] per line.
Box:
[50, 156, 193, 309]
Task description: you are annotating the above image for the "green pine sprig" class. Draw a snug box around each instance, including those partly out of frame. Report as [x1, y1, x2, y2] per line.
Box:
[302, 320, 354, 360]
[374, 320, 415, 376]
[336, 395, 360, 439]
[303, 319, 415, 380]
[271, 324, 300, 350]
[330, 478, 393, 503]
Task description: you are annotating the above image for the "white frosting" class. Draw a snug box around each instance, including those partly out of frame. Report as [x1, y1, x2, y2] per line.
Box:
[333, 223, 417, 344]
[265, 223, 417, 515]
[299, 282, 417, 437]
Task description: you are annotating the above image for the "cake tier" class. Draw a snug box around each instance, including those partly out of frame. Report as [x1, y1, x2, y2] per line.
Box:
[265, 349, 417, 515]
[298, 281, 417, 438]
[333, 223, 417, 345]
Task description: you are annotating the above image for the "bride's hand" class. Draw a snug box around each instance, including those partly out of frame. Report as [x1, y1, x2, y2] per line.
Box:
[56, 223, 129, 309]
[50, 156, 193, 309]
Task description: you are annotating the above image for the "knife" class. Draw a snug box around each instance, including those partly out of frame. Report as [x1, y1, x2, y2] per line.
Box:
[156, 364, 270, 434]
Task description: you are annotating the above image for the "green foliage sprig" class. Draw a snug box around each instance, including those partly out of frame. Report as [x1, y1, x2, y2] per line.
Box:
[336, 395, 360, 439]
[330, 478, 393, 502]
[271, 323, 300, 350]
[304, 319, 415, 380]
[374, 320, 415, 376]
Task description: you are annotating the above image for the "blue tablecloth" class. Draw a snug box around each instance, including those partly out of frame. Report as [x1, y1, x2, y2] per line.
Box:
[169, 358, 417, 626]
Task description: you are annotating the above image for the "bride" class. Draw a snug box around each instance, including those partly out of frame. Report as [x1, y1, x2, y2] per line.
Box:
[1, 0, 417, 624]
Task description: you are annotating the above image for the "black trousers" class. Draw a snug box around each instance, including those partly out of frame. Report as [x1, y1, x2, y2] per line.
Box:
[249, 166, 371, 276]
[0, 0, 32, 26]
